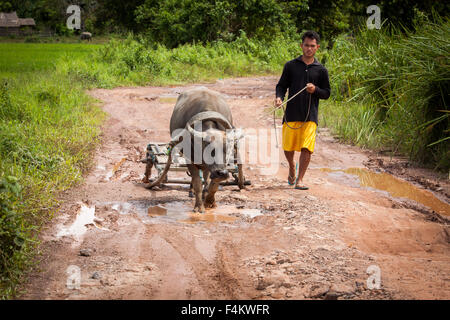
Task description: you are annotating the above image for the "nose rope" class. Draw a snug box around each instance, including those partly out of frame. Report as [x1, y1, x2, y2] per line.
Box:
[271, 85, 312, 148]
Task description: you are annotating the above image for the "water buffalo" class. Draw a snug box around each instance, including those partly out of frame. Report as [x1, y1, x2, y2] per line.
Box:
[169, 87, 242, 212]
[80, 32, 92, 41]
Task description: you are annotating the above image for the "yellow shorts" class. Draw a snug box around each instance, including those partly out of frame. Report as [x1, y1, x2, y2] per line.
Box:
[282, 121, 317, 153]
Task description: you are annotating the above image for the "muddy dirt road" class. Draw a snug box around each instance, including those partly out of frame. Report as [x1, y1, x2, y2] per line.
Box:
[23, 77, 449, 300]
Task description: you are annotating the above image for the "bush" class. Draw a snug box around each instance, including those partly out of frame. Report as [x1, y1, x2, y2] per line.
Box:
[0, 174, 30, 293]
[135, 0, 296, 47]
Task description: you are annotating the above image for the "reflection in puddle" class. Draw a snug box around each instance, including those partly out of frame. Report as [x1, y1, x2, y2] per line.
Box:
[148, 205, 167, 216]
[111, 202, 133, 214]
[101, 199, 263, 225]
[56, 203, 108, 242]
[105, 158, 126, 181]
[322, 168, 450, 215]
[179, 212, 237, 224]
[146, 202, 239, 224]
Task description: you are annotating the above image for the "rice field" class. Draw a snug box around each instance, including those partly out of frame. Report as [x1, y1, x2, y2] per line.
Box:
[0, 43, 100, 78]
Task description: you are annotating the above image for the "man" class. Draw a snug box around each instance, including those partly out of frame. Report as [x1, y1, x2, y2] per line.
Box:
[275, 31, 330, 190]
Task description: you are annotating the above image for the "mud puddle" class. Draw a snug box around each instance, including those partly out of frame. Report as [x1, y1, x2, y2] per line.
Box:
[108, 200, 262, 224]
[322, 168, 450, 215]
[56, 203, 109, 244]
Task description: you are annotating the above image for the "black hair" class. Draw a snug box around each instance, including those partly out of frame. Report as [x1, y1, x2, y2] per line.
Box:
[302, 31, 320, 44]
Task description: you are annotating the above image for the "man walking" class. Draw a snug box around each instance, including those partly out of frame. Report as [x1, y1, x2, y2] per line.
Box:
[275, 31, 330, 190]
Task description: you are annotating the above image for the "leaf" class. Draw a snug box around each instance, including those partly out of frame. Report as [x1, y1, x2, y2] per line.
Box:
[427, 136, 450, 147]
[13, 237, 24, 248]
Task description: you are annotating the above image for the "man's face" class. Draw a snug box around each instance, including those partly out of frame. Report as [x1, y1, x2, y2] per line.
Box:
[301, 37, 319, 58]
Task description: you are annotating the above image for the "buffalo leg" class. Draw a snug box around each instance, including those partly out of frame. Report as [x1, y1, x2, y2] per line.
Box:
[188, 182, 194, 198]
[204, 180, 219, 208]
[143, 159, 153, 183]
[188, 165, 205, 213]
[202, 170, 211, 200]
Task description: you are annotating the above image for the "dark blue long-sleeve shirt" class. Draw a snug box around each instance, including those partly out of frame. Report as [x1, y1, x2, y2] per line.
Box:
[276, 55, 331, 125]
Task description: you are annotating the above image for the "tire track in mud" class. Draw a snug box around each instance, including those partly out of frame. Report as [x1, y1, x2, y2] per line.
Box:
[152, 228, 252, 299]
[155, 231, 221, 299]
[214, 244, 248, 299]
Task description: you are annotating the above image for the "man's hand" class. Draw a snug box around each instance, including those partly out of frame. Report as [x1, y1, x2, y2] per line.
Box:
[306, 83, 316, 94]
[275, 97, 283, 108]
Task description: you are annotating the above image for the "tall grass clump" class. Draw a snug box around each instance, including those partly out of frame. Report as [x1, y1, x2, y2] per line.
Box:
[322, 15, 449, 170]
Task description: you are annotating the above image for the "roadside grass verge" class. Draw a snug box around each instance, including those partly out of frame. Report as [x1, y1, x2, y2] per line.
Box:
[319, 99, 382, 149]
[0, 44, 105, 298]
[321, 16, 449, 171]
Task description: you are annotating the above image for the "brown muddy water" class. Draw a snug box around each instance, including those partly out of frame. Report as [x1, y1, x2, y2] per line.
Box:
[321, 168, 450, 216]
[108, 200, 262, 225]
[147, 202, 238, 224]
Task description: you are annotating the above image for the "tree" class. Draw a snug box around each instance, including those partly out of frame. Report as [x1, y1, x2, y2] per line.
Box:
[0, 1, 13, 12]
[135, 0, 296, 47]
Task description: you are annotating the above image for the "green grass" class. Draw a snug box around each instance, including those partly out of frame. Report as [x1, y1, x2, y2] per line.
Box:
[0, 35, 116, 45]
[0, 43, 100, 78]
[55, 32, 327, 88]
[0, 43, 105, 299]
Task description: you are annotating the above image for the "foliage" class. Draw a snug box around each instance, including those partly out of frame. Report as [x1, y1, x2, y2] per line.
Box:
[134, 0, 296, 47]
[0, 44, 104, 298]
[1, 0, 448, 43]
[57, 32, 317, 88]
[322, 16, 449, 170]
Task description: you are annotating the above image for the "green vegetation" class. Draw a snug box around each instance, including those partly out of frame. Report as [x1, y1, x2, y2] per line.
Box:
[320, 16, 449, 170]
[0, 43, 99, 78]
[56, 32, 326, 88]
[3, 0, 448, 45]
[0, 44, 104, 298]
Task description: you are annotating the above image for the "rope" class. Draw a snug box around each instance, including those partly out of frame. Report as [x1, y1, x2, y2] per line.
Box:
[273, 85, 312, 130]
[283, 93, 312, 130]
[272, 85, 312, 148]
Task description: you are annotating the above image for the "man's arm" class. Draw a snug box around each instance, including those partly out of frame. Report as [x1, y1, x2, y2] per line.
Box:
[313, 67, 330, 100]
